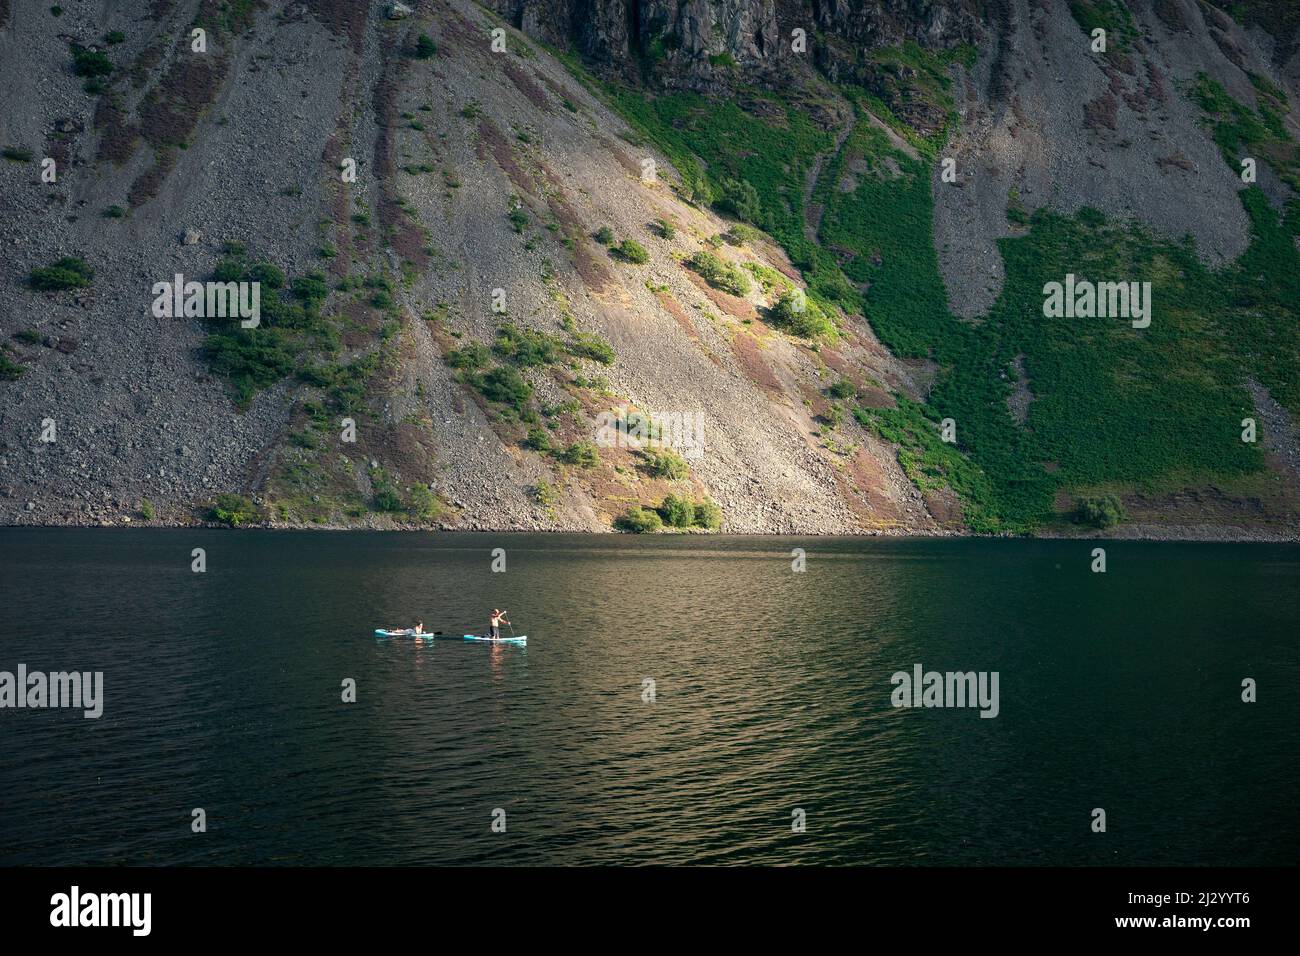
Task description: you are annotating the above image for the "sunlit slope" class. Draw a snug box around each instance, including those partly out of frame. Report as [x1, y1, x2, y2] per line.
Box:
[0, 0, 945, 534]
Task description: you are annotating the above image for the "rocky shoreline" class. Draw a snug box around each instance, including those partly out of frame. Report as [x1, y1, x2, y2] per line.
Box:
[3, 512, 1296, 543]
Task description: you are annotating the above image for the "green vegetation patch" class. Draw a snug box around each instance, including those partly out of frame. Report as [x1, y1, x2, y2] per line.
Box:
[687, 251, 751, 296]
[493, 323, 563, 367]
[29, 257, 93, 291]
[1190, 72, 1299, 190]
[566, 331, 615, 364]
[1073, 492, 1126, 528]
[812, 111, 946, 355]
[855, 397, 998, 531]
[207, 493, 261, 526]
[574, 44, 1294, 533]
[200, 245, 361, 410]
[643, 448, 689, 480]
[615, 506, 662, 533]
[859, 42, 975, 155]
[1066, 1, 1140, 52]
[0, 351, 24, 381]
[70, 43, 113, 78]
[597, 85, 854, 311]
[768, 289, 835, 339]
[617, 494, 720, 532]
[612, 239, 650, 264]
[472, 364, 533, 414]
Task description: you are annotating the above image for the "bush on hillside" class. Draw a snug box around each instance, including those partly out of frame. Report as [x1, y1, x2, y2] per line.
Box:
[1074, 493, 1126, 529]
[613, 239, 650, 264]
[769, 289, 835, 338]
[29, 257, 93, 291]
[615, 507, 663, 533]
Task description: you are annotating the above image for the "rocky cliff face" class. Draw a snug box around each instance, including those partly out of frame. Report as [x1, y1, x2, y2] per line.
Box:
[489, 0, 983, 88]
[492, 0, 1300, 87]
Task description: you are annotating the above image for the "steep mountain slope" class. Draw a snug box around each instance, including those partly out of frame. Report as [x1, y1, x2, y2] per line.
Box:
[492, 0, 1300, 537]
[0, 0, 945, 533]
[1, 0, 1298, 538]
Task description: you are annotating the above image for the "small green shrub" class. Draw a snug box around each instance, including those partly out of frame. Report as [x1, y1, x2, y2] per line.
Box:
[475, 365, 533, 411]
[715, 177, 761, 224]
[247, 262, 285, 289]
[726, 223, 762, 246]
[373, 486, 404, 513]
[212, 256, 244, 282]
[414, 34, 437, 59]
[0, 353, 23, 381]
[658, 492, 694, 528]
[524, 426, 552, 452]
[566, 331, 615, 364]
[827, 379, 856, 400]
[291, 274, 330, 302]
[408, 484, 439, 519]
[204, 331, 296, 408]
[493, 323, 561, 367]
[1073, 493, 1126, 529]
[613, 239, 650, 264]
[654, 218, 676, 239]
[29, 257, 93, 291]
[102, 205, 125, 218]
[559, 441, 599, 467]
[208, 493, 260, 526]
[447, 342, 491, 370]
[70, 44, 113, 78]
[593, 226, 616, 245]
[615, 507, 662, 533]
[104, 30, 126, 44]
[534, 481, 559, 509]
[693, 498, 722, 530]
[139, 499, 156, 520]
[769, 289, 835, 338]
[644, 448, 689, 480]
[687, 251, 751, 296]
[2, 146, 33, 162]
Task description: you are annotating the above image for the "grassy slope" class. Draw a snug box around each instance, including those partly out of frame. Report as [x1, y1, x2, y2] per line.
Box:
[556, 36, 1300, 533]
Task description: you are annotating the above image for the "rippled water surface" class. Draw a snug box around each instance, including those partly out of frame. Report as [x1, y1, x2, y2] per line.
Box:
[1, 529, 1297, 865]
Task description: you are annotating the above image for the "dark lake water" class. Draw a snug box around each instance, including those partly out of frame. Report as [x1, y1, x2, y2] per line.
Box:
[1, 529, 1297, 866]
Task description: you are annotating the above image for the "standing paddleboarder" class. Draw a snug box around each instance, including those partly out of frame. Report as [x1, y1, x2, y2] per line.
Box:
[488, 608, 510, 640]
